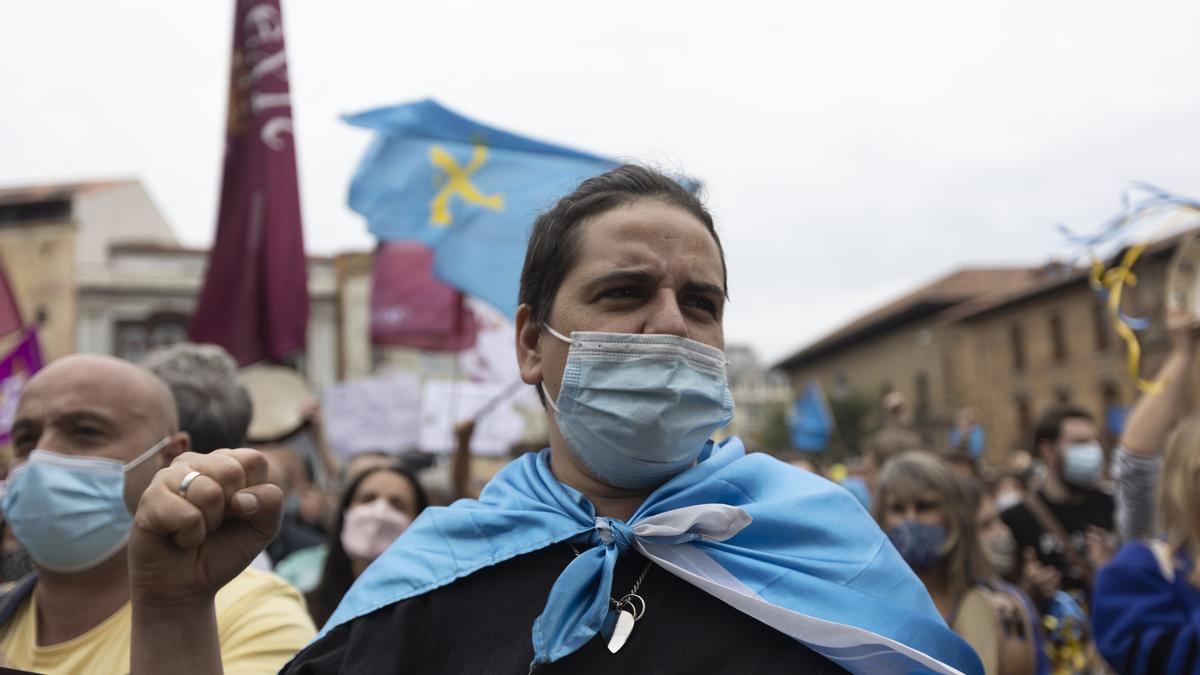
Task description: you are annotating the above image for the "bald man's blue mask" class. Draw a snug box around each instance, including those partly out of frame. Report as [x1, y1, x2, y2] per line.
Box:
[3, 438, 168, 573]
[541, 326, 735, 489]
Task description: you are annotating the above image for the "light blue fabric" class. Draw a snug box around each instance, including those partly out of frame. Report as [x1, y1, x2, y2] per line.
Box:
[319, 437, 982, 675]
[548, 329, 735, 490]
[841, 475, 872, 510]
[791, 379, 833, 451]
[343, 99, 616, 317]
[3, 443, 165, 573]
[948, 425, 985, 459]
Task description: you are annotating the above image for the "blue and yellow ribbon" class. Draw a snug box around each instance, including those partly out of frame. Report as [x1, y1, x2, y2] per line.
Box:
[1089, 245, 1162, 393]
[1066, 184, 1200, 394]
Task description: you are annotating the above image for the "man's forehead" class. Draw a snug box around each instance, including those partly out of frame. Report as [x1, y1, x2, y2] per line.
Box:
[1061, 417, 1096, 437]
[17, 357, 163, 424]
[571, 204, 725, 284]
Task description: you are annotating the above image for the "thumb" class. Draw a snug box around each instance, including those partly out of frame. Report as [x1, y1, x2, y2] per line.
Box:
[228, 483, 284, 545]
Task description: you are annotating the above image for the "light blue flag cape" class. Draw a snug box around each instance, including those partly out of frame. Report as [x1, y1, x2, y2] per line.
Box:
[319, 438, 982, 675]
[343, 99, 617, 317]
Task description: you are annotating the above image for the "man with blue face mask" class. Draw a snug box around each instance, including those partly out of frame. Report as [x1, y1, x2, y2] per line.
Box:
[0, 354, 314, 674]
[266, 165, 982, 675]
[1001, 406, 1117, 601]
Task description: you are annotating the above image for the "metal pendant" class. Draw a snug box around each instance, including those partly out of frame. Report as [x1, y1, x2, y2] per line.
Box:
[606, 609, 636, 653]
[606, 593, 646, 654]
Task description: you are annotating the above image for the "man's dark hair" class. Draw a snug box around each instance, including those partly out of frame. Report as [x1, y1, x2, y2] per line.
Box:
[517, 164, 727, 326]
[1032, 405, 1094, 452]
[142, 343, 253, 454]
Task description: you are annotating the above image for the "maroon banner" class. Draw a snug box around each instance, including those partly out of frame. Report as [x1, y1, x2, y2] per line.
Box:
[0, 330, 43, 443]
[0, 259, 22, 339]
[371, 242, 477, 351]
[190, 0, 308, 366]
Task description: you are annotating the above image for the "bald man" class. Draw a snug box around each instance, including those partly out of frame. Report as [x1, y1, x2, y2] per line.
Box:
[0, 354, 314, 674]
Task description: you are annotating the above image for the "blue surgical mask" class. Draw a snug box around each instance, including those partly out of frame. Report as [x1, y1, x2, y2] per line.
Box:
[1062, 441, 1104, 488]
[2, 438, 169, 573]
[541, 326, 735, 490]
[887, 520, 947, 573]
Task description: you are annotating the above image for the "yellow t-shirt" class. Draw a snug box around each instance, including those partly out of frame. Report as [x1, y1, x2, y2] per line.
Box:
[0, 568, 316, 675]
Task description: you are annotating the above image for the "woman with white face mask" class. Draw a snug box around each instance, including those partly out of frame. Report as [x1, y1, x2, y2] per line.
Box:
[306, 465, 429, 627]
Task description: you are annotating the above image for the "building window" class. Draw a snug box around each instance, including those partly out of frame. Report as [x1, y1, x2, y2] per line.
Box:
[832, 372, 849, 399]
[1055, 386, 1072, 405]
[1015, 394, 1034, 447]
[1010, 323, 1026, 372]
[1049, 312, 1068, 363]
[114, 312, 190, 363]
[1092, 303, 1111, 352]
[914, 371, 930, 423]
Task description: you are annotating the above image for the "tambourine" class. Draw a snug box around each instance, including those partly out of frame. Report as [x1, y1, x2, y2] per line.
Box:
[238, 364, 313, 442]
[1167, 232, 1200, 314]
[953, 585, 1037, 675]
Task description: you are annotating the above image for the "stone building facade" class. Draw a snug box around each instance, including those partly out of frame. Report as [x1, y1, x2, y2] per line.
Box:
[0, 179, 340, 389]
[775, 244, 1200, 465]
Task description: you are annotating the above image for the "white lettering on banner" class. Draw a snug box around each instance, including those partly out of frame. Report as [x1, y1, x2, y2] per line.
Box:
[251, 91, 291, 113]
[261, 117, 293, 150]
[240, 3, 292, 151]
[249, 50, 288, 84]
[244, 5, 284, 48]
[373, 306, 411, 328]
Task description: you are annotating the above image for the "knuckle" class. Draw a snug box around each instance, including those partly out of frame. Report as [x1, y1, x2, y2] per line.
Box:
[191, 479, 226, 511]
[171, 451, 203, 467]
[239, 449, 268, 474]
[213, 455, 248, 487]
[177, 507, 205, 534]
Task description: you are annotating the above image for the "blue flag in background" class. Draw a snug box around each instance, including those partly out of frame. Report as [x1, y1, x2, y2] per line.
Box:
[790, 379, 833, 452]
[344, 100, 616, 317]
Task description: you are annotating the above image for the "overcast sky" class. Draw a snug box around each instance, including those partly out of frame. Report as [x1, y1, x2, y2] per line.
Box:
[5, 1, 1200, 365]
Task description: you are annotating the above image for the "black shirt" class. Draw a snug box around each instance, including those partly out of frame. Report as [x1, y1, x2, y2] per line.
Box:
[1000, 487, 1115, 594]
[283, 543, 847, 674]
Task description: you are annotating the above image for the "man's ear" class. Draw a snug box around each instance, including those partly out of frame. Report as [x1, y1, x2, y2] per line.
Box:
[515, 304, 543, 386]
[163, 431, 191, 465]
[1036, 439, 1055, 465]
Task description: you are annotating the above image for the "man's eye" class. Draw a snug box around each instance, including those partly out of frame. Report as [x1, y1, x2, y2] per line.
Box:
[601, 287, 642, 300]
[10, 434, 35, 452]
[683, 296, 718, 316]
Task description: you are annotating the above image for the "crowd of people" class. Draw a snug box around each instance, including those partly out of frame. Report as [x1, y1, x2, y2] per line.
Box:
[0, 164, 1197, 674]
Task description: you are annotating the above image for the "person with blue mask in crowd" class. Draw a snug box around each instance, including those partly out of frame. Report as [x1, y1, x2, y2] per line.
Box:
[1000, 407, 1118, 599]
[876, 451, 1048, 675]
[0, 354, 314, 674]
[999, 406, 1117, 673]
[129, 165, 980, 674]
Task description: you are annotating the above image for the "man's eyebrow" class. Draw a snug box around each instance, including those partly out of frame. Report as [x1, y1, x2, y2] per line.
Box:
[682, 281, 727, 300]
[55, 410, 118, 429]
[580, 269, 657, 291]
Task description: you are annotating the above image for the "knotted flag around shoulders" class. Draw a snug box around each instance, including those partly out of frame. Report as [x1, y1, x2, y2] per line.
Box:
[344, 99, 617, 318]
[317, 437, 983, 675]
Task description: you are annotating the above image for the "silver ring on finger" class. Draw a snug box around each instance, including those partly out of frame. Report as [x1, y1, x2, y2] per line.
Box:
[179, 470, 204, 498]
